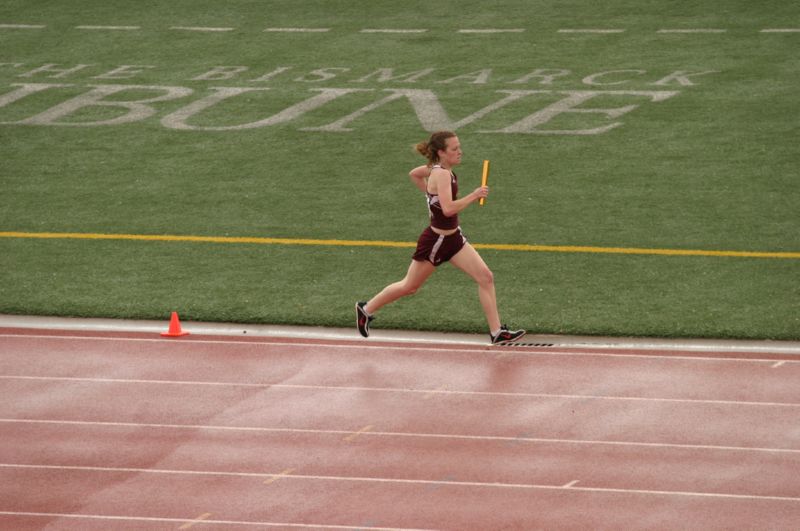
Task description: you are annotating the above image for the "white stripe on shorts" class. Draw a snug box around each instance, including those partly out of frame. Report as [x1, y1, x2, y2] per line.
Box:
[428, 234, 445, 264]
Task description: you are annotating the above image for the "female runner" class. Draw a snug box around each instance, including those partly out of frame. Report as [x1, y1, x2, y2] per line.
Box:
[356, 130, 525, 344]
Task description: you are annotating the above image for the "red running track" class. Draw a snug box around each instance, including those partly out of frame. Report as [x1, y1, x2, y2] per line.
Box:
[1, 327, 799, 529]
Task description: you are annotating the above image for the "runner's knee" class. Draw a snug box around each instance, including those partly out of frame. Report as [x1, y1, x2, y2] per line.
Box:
[476, 267, 494, 287]
[400, 278, 423, 296]
[402, 285, 419, 296]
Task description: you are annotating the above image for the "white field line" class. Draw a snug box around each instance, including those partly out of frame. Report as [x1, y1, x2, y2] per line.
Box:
[3, 418, 799, 455]
[170, 26, 235, 32]
[264, 27, 330, 33]
[558, 29, 625, 34]
[458, 29, 525, 34]
[657, 29, 728, 33]
[5, 25, 798, 35]
[3, 463, 800, 502]
[0, 511, 430, 530]
[75, 25, 141, 31]
[0, 24, 46, 29]
[360, 28, 427, 34]
[2, 374, 799, 408]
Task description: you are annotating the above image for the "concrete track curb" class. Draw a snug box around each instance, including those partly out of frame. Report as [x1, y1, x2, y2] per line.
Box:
[2, 314, 799, 354]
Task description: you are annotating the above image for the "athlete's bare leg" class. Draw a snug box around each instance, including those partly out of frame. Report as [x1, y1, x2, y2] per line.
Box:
[365, 259, 436, 314]
[450, 243, 502, 333]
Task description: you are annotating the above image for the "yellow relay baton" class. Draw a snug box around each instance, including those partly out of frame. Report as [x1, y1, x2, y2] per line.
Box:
[479, 159, 490, 206]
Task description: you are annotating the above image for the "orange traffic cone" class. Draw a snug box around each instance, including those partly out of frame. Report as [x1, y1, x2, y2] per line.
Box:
[161, 311, 189, 337]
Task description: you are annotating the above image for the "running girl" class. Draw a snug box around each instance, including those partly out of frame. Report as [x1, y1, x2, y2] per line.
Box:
[356, 130, 525, 344]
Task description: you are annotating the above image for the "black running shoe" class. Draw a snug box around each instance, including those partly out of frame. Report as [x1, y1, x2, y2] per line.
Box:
[490, 325, 526, 345]
[355, 301, 374, 338]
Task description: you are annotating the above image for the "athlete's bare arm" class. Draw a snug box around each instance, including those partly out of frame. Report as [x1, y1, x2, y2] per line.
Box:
[409, 165, 430, 193]
[430, 167, 488, 217]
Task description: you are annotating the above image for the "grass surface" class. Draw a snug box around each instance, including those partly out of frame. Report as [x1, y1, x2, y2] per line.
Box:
[1, 1, 798, 339]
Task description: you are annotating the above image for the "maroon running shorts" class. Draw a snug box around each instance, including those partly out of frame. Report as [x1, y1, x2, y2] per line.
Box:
[412, 226, 467, 266]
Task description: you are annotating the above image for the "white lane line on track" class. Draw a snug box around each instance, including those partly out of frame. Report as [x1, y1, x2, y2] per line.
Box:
[3, 418, 799, 455]
[0, 511, 429, 530]
[2, 374, 798, 408]
[3, 333, 799, 359]
[761, 28, 800, 32]
[3, 462, 800, 502]
[178, 512, 213, 529]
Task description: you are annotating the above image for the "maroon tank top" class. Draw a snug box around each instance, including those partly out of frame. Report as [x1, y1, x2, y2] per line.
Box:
[426, 165, 459, 230]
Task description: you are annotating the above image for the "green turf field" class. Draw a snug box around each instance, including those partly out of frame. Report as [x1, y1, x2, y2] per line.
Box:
[1, 1, 798, 339]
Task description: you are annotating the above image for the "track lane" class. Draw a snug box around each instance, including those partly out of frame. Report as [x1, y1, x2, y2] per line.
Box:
[2, 329, 799, 529]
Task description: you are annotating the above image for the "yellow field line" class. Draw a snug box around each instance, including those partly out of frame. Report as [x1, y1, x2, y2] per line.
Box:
[1, 231, 798, 259]
[473, 242, 800, 259]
